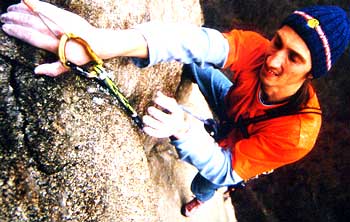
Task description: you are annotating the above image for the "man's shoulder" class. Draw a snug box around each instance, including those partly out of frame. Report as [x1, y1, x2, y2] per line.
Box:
[223, 29, 270, 45]
[222, 29, 269, 71]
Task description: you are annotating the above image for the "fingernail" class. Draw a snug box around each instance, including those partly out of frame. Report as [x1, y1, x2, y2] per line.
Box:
[1, 24, 9, 33]
[34, 66, 42, 75]
[7, 5, 15, 12]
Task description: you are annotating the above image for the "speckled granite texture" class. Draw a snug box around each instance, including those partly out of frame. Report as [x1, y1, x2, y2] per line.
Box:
[0, 1, 235, 221]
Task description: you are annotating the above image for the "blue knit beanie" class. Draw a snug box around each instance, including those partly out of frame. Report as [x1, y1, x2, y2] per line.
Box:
[282, 5, 350, 78]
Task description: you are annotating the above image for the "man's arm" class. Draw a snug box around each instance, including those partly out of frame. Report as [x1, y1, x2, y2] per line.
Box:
[143, 91, 243, 186]
[1, 0, 229, 76]
[0, 0, 149, 76]
[131, 22, 229, 69]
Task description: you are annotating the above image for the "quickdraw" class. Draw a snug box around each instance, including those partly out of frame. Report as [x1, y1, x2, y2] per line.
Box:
[58, 33, 144, 128]
[23, 0, 143, 129]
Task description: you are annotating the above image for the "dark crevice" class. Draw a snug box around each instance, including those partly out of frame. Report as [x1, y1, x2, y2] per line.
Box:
[0, 54, 36, 73]
[1, 1, 20, 13]
[8, 61, 22, 100]
[2, 54, 65, 175]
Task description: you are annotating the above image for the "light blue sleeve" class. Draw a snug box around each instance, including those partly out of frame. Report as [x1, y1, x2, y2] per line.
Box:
[131, 22, 229, 68]
[170, 124, 243, 186]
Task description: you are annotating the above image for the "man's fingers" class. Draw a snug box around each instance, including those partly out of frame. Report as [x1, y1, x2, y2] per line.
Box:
[143, 92, 188, 138]
[143, 126, 169, 138]
[2, 24, 58, 53]
[143, 112, 173, 138]
[21, 0, 58, 15]
[1, 12, 57, 37]
[147, 106, 171, 123]
[23, 0, 92, 35]
[34, 61, 68, 77]
[154, 91, 180, 114]
[7, 3, 35, 15]
[143, 115, 164, 130]
[2, 23, 91, 67]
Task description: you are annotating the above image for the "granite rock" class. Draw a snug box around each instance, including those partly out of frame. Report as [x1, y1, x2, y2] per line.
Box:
[1, 1, 234, 221]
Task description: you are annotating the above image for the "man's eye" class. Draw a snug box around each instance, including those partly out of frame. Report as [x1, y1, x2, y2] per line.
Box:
[272, 37, 282, 49]
[289, 52, 298, 63]
[289, 55, 296, 62]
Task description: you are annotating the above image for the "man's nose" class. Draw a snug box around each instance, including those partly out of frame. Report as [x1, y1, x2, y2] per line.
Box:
[266, 50, 285, 68]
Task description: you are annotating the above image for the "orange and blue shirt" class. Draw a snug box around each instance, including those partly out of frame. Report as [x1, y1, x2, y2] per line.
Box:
[222, 29, 321, 180]
[133, 22, 322, 182]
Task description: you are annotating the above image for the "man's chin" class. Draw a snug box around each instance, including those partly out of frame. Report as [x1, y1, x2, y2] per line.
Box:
[260, 70, 276, 89]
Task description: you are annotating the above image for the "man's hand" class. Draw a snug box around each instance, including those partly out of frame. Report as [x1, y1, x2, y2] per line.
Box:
[143, 91, 189, 139]
[0, 0, 96, 76]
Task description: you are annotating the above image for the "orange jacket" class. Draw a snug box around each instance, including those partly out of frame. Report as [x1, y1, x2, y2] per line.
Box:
[221, 30, 322, 180]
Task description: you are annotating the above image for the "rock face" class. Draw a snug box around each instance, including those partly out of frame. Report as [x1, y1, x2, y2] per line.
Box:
[1, 1, 234, 221]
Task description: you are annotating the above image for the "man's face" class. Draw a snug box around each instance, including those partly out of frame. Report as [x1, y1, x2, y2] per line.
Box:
[259, 25, 312, 97]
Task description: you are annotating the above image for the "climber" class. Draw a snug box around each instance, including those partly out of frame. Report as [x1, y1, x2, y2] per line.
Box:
[1, 0, 350, 217]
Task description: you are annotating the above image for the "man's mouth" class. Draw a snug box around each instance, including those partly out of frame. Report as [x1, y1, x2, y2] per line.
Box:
[263, 65, 280, 77]
[267, 70, 279, 76]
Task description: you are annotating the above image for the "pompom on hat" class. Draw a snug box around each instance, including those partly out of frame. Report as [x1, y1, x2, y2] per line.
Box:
[282, 5, 350, 78]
